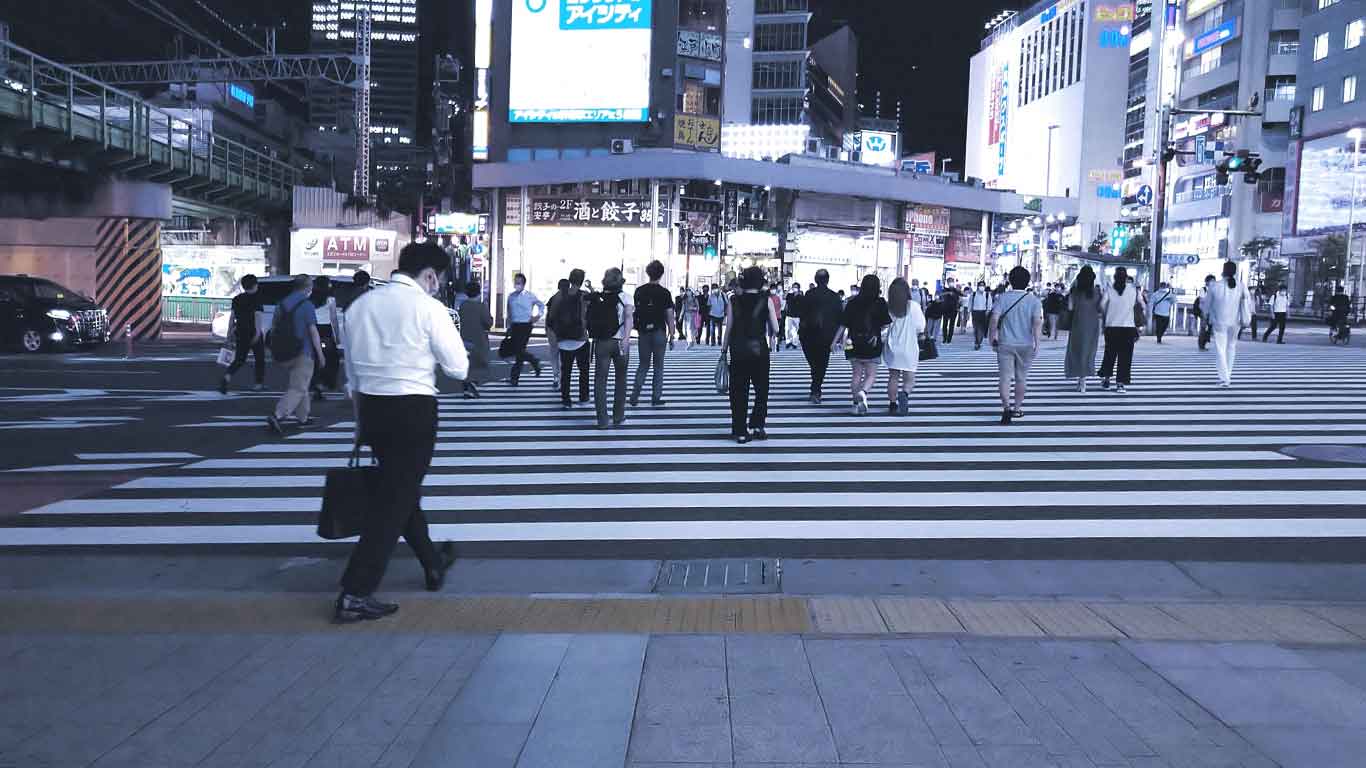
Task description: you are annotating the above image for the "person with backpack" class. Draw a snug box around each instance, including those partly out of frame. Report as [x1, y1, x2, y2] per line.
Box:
[797, 268, 845, 404]
[722, 266, 779, 443]
[550, 270, 592, 408]
[544, 278, 571, 390]
[1041, 284, 1064, 340]
[842, 274, 893, 416]
[925, 296, 943, 342]
[969, 281, 993, 350]
[1149, 281, 1177, 343]
[990, 266, 1044, 424]
[631, 260, 674, 407]
[267, 274, 325, 435]
[883, 277, 927, 416]
[1203, 261, 1254, 387]
[1098, 267, 1146, 394]
[590, 267, 633, 428]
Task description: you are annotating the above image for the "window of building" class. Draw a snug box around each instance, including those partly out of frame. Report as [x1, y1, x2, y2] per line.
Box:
[754, 22, 805, 51]
[751, 95, 803, 124]
[753, 60, 803, 90]
[1269, 31, 1300, 56]
[1265, 76, 1297, 103]
[1348, 19, 1364, 49]
[1194, 4, 1224, 33]
[1314, 32, 1330, 60]
[1345, 75, 1358, 103]
[755, 0, 807, 12]
[1015, 3, 1084, 108]
[679, 0, 724, 31]
[1312, 84, 1326, 111]
[1319, 0, 1342, 9]
[1199, 47, 1223, 75]
[680, 81, 721, 116]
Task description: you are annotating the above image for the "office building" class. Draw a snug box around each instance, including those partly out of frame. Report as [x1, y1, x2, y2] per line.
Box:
[1282, 0, 1366, 302]
[308, 0, 421, 191]
[965, 0, 1132, 241]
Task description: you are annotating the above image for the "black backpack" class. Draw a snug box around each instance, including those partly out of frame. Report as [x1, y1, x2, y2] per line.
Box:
[635, 286, 664, 332]
[587, 291, 623, 340]
[551, 292, 585, 340]
[269, 296, 305, 362]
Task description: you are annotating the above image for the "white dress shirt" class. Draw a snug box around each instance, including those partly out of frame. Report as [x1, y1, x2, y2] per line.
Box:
[342, 273, 469, 396]
[1272, 292, 1289, 313]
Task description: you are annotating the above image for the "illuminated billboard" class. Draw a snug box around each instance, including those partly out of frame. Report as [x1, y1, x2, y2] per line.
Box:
[508, 0, 652, 123]
[1296, 131, 1366, 237]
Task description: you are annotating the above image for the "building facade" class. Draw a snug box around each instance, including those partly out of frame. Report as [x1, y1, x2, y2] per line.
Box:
[965, 0, 1132, 241]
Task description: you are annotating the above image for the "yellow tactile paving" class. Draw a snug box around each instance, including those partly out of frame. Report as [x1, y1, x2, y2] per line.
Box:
[1019, 602, 1124, 639]
[947, 600, 1045, 637]
[876, 598, 966, 634]
[808, 597, 888, 634]
[1, 593, 1362, 643]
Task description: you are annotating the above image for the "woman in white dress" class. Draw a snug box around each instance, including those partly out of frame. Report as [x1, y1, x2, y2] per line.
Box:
[1202, 260, 1253, 387]
[882, 277, 927, 416]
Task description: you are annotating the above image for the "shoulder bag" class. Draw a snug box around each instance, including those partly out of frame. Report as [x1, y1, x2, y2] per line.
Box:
[991, 293, 1026, 348]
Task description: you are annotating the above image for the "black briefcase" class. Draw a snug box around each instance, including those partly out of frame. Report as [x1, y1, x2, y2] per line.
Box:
[318, 445, 378, 540]
[918, 336, 939, 361]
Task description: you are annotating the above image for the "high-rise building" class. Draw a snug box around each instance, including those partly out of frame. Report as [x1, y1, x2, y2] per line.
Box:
[965, 0, 1131, 239]
[1283, 0, 1366, 302]
[308, 0, 421, 191]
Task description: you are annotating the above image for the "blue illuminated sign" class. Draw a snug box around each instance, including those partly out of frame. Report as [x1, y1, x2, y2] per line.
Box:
[1099, 29, 1131, 48]
[1192, 20, 1237, 55]
[228, 84, 254, 108]
[559, 0, 650, 30]
[1040, 5, 1058, 23]
[1097, 184, 1122, 199]
[510, 108, 648, 123]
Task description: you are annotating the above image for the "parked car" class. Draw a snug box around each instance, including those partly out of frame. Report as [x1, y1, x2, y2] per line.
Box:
[0, 275, 111, 352]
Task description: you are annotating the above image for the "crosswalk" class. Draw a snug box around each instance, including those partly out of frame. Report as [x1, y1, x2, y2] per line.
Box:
[5, 336, 1366, 557]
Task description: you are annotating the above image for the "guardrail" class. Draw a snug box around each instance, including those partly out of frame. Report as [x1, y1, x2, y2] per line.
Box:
[162, 296, 231, 325]
[0, 38, 297, 208]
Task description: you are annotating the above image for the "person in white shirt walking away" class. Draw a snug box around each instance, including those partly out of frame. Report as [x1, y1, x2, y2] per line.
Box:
[882, 277, 927, 416]
[989, 267, 1044, 424]
[1098, 267, 1146, 394]
[1262, 285, 1290, 344]
[1203, 261, 1253, 387]
[334, 242, 469, 624]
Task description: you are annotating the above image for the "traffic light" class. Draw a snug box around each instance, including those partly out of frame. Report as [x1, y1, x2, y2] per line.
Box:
[1215, 149, 1259, 185]
[1243, 156, 1263, 184]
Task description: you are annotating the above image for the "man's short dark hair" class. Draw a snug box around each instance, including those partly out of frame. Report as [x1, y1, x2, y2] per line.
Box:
[815, 269, 830, 286]
[1008, 266, 1031, 290]
[397, 241, 449, 278]
[353, 270, 370, 286]
[739, 266, 766, 290]
[240, 274, 258, 290]
[465, 282, 480, 298]
[569, 269, 585, 287]
[646, 260, 664, 281]
[291, 274, 312, 291]
[513, 272, 526, 284]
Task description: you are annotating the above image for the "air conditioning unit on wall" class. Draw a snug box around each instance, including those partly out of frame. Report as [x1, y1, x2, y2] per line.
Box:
[610, 139, 634, 155]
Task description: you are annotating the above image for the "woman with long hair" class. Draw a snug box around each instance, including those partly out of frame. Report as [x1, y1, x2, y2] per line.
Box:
[1202, 261, 1253, 387]
[722, 267, 779, 443]
[1098, 267, 1145, 394]
[841, 274, 893, 416]
[1063, 265, 1103, 392]
[882, 277, 927, 415]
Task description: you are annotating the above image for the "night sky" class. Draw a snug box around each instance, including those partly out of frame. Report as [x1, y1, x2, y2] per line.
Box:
[2, 0, 1025, 170]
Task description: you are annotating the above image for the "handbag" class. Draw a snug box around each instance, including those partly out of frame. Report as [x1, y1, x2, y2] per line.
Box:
[1056, 300, 1073, 332]
[918, 335, 938, 361]
[318, 444, 378, 540]
[497, 335, 516, 358]
[713, 353, 729, 395]
[215, 345, 236, 367]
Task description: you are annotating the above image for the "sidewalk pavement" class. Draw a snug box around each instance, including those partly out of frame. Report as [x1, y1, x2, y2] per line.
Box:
[3, 558, 1366, 767]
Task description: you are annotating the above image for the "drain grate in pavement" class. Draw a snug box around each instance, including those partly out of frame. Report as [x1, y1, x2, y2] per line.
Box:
[654, 558, 781, 594]
[1280, 445, 1366, 465]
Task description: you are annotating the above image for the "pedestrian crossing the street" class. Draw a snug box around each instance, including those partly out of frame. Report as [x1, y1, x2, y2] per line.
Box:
[5, 337, 1366, 557]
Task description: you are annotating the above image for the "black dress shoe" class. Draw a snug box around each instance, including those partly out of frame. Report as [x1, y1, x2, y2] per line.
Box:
[750, 428, 768, 441]
[424, 542, 456, 592]
[334, 593, 399, 623]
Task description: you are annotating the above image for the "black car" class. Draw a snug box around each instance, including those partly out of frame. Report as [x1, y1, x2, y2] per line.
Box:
[0, 275, 112, 352]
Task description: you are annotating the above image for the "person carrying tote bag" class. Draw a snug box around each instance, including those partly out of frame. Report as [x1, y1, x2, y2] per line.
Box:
[1098, 268, 1145, 394]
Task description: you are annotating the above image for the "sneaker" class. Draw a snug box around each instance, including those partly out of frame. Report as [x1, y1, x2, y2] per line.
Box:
[218, 377, 229, 395]
[333, 593, 399, 624]
[266, 414, 285, 435]
[251, 384, 266, 392]
[888, 402, 898, 415]
[851, 399, 861, 416]
[751, 428, 768, 441]
[1116, 385, 1127, 394]
[651, 400, 666, 407]
[1101, 378, 1111, 391]
[856, 392, 869, 416]
[736, 433, 752, 444]
[896, 391, 910, 416]
[1000, 408, 1013, 425]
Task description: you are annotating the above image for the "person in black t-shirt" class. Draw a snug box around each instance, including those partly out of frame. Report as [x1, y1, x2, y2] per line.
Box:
[219, 274, 266, 394]
[797, 269, 846, 404]
[630, 260, 675, 406]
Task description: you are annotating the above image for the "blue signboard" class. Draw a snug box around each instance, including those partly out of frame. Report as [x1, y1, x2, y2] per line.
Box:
[1136, 185, 1154, 207]
[1192, 20, 1237, 55]
[228, 83, 254, 108]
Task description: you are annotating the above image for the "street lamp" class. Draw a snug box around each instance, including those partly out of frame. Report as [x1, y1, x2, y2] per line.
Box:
[1349, 127, 1363, 309]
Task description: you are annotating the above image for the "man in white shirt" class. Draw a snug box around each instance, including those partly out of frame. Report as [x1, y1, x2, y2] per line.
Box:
[1262, 286, 1290, 344]
[502, 273, 545, 385]
[335, 242, 469, 624]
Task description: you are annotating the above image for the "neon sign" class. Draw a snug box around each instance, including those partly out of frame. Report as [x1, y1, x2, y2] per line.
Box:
[1095, 4, 1135, 22]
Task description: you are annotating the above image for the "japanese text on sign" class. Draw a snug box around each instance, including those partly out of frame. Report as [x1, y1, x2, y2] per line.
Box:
[676, 29, 723, 61]
[562, 0, 650, 29]
[528, 198, 667, 227]
[675, 115, 720, 150]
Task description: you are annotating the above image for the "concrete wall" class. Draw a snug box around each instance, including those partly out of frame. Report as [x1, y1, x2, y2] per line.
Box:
[723, 0, 755, 124]
[0, 218, 103, 297]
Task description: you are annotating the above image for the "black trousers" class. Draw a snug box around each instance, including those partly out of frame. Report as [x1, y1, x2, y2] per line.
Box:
[559, 343, 591, 404]
[942, 313, 957, 344]
[706, 315, 724, 345]
[1099, 327, 1138, 385]
[340, 394, 440, 597]
[225, 333, 265, 384]
[505, 322, 540, 382]
[729, 354, 770, 436]
[1154, 314, 1171, 342]
[800, 332, 835, 395]
[312, 325, 341, 391]
[1263, 312, 1287, 342]
[971, 311, 989, 347]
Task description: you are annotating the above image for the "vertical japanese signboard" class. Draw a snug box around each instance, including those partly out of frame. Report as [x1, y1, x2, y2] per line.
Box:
[509, 0, 652, 123]
[675, 115, 721, 151]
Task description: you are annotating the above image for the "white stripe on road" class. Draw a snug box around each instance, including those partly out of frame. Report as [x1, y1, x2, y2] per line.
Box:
[2, 518, 1365, 546]
[185, 450, 1292, 470]
[23, 489, 1366, 516]
[76, 452, 200, 460]
[6, 463, 185, 473]
[116, 466, 1363, 491]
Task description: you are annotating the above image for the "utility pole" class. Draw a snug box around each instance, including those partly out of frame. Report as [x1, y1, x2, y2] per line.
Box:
[1149, 106, 1171, 292]
[352, 8, 372, 199]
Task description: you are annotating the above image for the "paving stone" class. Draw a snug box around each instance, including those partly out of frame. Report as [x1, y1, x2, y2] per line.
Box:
[439, 634, 571, 725]
[1156, 604, 1273, 643]
[302, 742, 387, 768]
[516, 717, 634, 768]
[627, 636, 732, 764]
[948, 601, 1045, 637]
[883, 641, 976, 747]
[374, 723, 433, 768]
[729, 692, 838, 763]
[1019, 602, 1124, 639]
[1089, 604, 1207, 641]
[1237, 725, 1366, 768]
[1306, 605, 1366, 641]
[1230, 604, 1360, 645]
[805, 638, 910, 697]
[822, 693, 944, 765]
[1155, 667, 1324, 727]
[410, 722, 528, 768]
[725, 635, 818, 696]
[908, 639, 1038, 746]
[809, 596, 888, 633]
[878, 597, 968, 634]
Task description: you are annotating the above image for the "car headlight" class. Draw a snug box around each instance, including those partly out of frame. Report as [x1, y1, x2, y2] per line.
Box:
[46, 309, 72, 320]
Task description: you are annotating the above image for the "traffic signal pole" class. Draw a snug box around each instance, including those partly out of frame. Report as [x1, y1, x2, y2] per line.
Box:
[1149, 106, 1172, 293]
